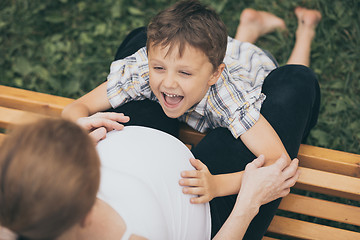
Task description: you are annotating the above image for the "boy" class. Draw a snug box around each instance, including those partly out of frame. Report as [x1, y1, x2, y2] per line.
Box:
[62, 0, 321, 239]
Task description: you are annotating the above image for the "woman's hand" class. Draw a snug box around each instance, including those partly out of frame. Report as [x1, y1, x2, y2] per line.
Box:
[237, 154, 300, 213]
[179, 158, 218, 204]
[76, 112, 130, 143]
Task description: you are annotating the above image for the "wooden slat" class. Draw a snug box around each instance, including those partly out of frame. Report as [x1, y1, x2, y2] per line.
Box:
[0, 133, 6, 146]
[4, 84, 355, 179]
[279, 193, 360, 226]
[0, 106, 49, 129]
[185, 144, 192, 150]
[179, 123, 205, 146]
[295, 167, 360, 201]
[262, 237, 278, 240]
[178, 125, 360, 178]
[298, 144, 360, 177]
[0, 85, 73, 117]
[268, 215, 360, 240]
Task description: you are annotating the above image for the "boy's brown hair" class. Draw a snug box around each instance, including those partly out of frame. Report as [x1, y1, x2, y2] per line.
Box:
[0, 118, 100, 239]
[147, 0, 228, 70]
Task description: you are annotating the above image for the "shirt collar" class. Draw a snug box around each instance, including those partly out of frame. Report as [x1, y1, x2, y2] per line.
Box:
[185, 87, 211, 116]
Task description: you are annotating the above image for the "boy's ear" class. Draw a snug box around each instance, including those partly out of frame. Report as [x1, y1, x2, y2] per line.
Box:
[208, 63, 225, 86]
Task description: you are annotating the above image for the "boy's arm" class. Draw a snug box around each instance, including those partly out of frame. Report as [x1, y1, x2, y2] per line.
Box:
[62, 82, 130, 143]
[180, 158, 243, 203]
[216, 114, 290, 196]
[217, 114, 290, 195]
[62, 82, 111, 121]
[180, 113, 291, 202]
[180, 153, 293, 204]
[240, 114, 290, 165]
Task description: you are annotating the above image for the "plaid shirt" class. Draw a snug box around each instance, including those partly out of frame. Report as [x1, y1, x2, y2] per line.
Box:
[107, 37, 276, 138]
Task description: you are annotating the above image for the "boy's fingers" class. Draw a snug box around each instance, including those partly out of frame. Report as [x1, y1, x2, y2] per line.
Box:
[181, 170, 198, 178]
[190, 195, 208, 204]
[94, 112, 130, 122]
[182, 187, 204, 195]
[91, 118, 125, 131]
[89, 127, 107, 143]
[189, 158, 205, 171]
[179, 178, 201, 187]
[79, 117, 123, 132]
[116, 115, 130, 123]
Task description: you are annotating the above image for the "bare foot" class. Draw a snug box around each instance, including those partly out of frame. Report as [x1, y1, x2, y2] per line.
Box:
[295, 7, 322, 39]
[235, 8, 286, 43]
[286, 7, 322, 66]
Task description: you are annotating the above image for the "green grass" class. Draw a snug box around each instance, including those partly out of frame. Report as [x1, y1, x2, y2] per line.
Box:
[0, 0, 359, 154]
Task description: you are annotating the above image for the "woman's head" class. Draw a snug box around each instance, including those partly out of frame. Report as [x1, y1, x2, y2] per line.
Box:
[0, 118, 100, 239]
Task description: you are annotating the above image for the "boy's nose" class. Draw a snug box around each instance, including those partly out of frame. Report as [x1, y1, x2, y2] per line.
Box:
[162, 74, 177, 88]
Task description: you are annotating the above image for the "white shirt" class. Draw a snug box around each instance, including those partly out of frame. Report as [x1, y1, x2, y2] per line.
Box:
[96, 126, 211, 240]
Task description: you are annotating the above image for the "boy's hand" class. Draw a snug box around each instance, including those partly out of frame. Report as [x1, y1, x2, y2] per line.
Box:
[179, 158, 217, 204]
[76, 112, 130, 143]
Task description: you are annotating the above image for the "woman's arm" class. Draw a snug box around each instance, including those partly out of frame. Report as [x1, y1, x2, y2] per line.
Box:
[213, 198, 257, 240]
[213, 155, 300, 239]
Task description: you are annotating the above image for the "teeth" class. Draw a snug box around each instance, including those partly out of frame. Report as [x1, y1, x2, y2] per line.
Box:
[164, 93, 180, 98]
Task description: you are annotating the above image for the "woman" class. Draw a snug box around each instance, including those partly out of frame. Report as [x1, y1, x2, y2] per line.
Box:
[0, 118, 299, 239]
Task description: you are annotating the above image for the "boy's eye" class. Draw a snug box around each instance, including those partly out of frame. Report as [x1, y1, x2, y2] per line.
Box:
[180, 71, 192, 76]
[153, 66, 164, 70]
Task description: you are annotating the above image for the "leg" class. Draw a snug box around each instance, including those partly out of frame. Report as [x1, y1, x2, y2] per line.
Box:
[192, 65, 320, 239]
[114, 27, 147, 61]
[110, 27, 180, 137]
[235, 8, 286, 44]
[286, 7, 322, 66]
[110, 100, 180, 137]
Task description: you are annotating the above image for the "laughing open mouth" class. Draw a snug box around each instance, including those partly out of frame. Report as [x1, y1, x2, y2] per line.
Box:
[162, 92, 184, 106]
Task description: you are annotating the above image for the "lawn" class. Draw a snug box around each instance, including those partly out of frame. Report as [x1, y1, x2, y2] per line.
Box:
[1, 0, 359, 155]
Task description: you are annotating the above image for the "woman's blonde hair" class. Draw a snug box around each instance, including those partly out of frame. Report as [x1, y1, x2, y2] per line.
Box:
[0, 118, 100, 239]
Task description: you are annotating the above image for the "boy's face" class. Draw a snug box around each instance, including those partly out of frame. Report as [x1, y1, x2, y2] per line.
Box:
[148, 43, 222, 118]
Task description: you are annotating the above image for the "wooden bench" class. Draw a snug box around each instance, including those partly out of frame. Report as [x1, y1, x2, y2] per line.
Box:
[1, 84, 359, 239]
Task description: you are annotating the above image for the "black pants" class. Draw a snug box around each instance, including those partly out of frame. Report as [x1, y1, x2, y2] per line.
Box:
[111, 27, 320, 239]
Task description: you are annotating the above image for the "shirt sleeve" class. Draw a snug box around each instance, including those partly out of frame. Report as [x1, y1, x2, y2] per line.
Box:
[227, 92, 266, 138]
[208, 38, 276, 138]
[107, 47, 152, 109]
